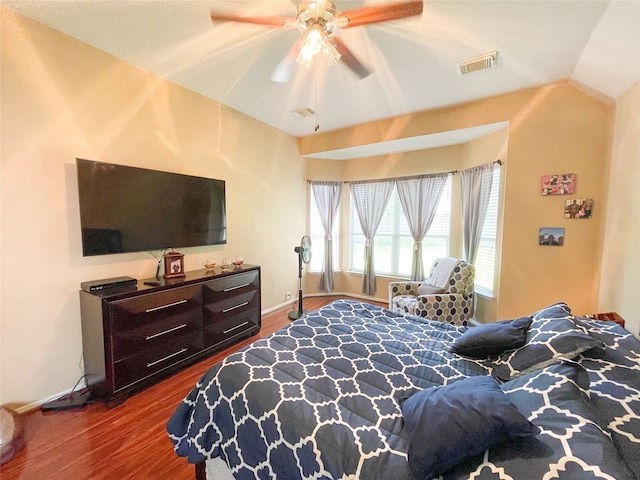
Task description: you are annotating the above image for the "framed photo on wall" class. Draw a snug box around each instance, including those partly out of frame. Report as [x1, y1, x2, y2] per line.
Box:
[539, 227, 565, 246]
[564, 198, 594, 219]
[164, 251, 186, 278]
[541, 173, 576, 195]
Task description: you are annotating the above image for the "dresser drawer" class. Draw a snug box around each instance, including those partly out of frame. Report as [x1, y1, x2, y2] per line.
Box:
[203, 307, 259, 348]
[112, 314, 201, 361]
[203, 270, 259, 304]
[109, 285, 202, 332]
[112, 330, 202, 391]
[203, 289, 258, 323]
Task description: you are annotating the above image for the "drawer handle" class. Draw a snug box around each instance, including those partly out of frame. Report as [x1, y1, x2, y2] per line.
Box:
[223, 301, 249, 313]
[224, 321, 249, 334]
[145, 299, 188, 313]
[147, 348, 187, 367]
[223, 283, 250, 292]
[145, 323, 187, 340]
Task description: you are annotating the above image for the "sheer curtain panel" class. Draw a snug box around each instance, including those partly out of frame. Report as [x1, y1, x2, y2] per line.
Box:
[396, 174, 449, 281]
[460, 163, 495, 264]
[310, 181, 343, 292]
[350, 181, 394, 295]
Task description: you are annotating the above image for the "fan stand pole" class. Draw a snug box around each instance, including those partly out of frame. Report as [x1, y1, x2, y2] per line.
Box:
[288, 250, 308, 321]
[296, 283, 304, 317]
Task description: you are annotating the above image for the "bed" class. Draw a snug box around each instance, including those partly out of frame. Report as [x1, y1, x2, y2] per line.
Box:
[167, 299, 640, 480]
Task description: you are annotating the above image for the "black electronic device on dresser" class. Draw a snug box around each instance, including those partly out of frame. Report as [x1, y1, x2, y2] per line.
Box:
[79, 265, 261, 406]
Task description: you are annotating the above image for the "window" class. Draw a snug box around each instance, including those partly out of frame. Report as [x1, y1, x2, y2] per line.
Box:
[349, 177, 451, 277]
[309, 189, 339, 273]
[474, 167, 501, 295]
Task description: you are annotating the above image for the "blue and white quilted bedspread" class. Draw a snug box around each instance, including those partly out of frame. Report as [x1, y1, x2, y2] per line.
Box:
[167, 300, 640, 480]
[167, 300, 489, 478]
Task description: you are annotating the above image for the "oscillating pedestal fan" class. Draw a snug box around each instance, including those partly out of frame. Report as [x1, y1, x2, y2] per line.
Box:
[289, 235, 312, 321]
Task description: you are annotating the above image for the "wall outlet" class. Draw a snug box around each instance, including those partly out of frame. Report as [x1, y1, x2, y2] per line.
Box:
[286, 292, 292, 300]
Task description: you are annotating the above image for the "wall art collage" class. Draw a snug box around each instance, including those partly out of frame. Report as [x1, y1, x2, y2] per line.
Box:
[539, 173, 593, 246]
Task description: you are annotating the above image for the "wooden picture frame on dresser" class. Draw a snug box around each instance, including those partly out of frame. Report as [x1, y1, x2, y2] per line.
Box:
[79, 265, 261, 407]
[163, 251, 186, 278]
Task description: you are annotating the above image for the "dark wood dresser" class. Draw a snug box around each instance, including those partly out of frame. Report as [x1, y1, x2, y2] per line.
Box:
[79, 265, 261, 406]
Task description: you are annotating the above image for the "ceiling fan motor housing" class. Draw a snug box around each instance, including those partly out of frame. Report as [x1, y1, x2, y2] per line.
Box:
[296, 1, 338, 37]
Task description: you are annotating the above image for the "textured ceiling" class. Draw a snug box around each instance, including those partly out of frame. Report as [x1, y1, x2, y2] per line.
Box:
[3, 0, 639, 142]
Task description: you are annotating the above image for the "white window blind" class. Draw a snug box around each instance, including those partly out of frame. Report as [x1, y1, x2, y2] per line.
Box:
[474, 166, 500, 295]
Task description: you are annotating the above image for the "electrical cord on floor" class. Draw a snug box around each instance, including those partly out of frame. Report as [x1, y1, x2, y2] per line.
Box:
[68, 374, 90, 399]
[70, 351, 93, 402]
[41, 374, 93, 411]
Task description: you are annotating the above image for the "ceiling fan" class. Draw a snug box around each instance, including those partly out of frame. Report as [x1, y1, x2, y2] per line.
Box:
[210, 1, 423, 83]
[288, 235, 312, 320]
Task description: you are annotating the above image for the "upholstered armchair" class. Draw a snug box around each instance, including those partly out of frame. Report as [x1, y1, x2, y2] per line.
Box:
[388, 257, 475, 326]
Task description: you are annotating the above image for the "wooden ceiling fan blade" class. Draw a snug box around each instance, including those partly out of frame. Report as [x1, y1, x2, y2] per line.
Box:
[270, 40, 302, 83]
[333, 37, 371, 80]
[337, 1, 423, 28]
[210, 10, 296, 29]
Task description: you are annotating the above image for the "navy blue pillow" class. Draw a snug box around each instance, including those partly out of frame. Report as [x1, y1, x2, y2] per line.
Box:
[451, 316, 532, 358]
[401, 375, 539, 479]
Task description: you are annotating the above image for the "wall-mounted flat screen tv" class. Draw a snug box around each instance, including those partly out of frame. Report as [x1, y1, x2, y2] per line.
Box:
[76, 158, 226, 256]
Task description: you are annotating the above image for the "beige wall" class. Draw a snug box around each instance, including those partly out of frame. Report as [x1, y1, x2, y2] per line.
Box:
[498, 84, 612, 321]
[302, 83, 613, 323]
[1, 9, 305, 409]
[599, 81, 640, 335]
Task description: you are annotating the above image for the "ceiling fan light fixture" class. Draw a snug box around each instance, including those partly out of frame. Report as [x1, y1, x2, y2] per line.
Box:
[297, 26, 326, 67]
[321, 40, 341, 65]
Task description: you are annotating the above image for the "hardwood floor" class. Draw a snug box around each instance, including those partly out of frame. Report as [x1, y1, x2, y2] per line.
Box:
[0, 296, 384, 480]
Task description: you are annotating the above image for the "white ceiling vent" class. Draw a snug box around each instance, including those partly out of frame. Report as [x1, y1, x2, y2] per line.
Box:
[291, 106, 316, 118]
[458, 51, 497, 76]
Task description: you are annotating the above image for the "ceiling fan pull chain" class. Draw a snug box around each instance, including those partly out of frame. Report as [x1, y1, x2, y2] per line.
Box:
[315, 59, 320, 132]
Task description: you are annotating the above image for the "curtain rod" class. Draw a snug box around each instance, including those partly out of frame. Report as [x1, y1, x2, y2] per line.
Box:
[308, 159, 501, 184]
[346, 171, 454, 184]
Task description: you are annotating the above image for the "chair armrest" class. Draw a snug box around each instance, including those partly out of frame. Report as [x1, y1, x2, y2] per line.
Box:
[388, 282, 422, 308]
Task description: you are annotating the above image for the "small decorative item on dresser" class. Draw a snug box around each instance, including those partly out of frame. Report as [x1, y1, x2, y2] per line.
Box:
[586, 312, 625, 329]
[221, 258, 232, 270]
[164, 251, 186, 278]
[203, 259, 216, 270]
[233, 256, 244, 268]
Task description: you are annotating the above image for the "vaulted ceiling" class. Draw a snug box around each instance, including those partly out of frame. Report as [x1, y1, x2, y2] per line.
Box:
[3, 0, 639, 140]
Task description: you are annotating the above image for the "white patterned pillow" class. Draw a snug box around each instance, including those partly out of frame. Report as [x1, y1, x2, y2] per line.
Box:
[571, 316, 640, 476]
[444, 362, 636, 479]
[491, 303, 603, 381]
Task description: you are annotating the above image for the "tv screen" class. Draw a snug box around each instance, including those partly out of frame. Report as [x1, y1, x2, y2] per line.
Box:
[76, 158, 226, 256]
